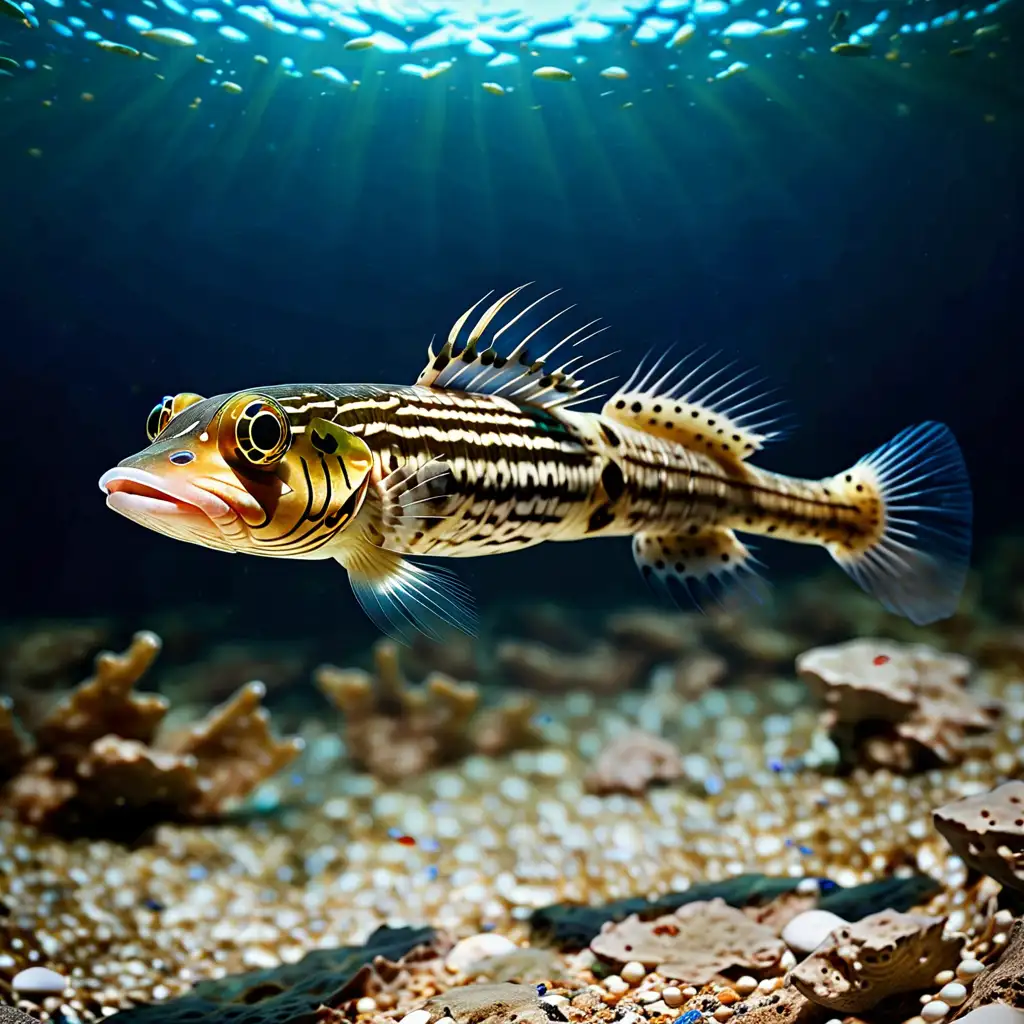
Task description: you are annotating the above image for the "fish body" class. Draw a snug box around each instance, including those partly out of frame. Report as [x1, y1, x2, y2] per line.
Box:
[100, 286, 972, 641]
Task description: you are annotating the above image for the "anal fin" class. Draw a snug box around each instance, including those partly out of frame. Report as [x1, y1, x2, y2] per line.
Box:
[632, 526, 768, 612]
[338, 542, 477, 644]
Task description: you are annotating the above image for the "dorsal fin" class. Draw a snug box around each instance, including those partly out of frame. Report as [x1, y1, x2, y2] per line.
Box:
[415, 284, 616, 410]
[601, 349, 786, 467]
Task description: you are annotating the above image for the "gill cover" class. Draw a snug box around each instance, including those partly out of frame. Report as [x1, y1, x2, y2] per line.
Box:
[213, 393, 375, 554]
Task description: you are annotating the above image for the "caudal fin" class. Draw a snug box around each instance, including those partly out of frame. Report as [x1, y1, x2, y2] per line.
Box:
[828, 422, 972, 626]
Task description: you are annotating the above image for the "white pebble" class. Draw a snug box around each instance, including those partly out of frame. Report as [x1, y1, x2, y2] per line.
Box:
[621, 960, 646, 984]
[922, 1000, 951, 1022]
[735, 976, 758, 996]
[605, 974, 630, 996]
[933, 971, 955, 986]
[399, 1011, 432, 1024]
[444, 933, 516, 973]
[662, 986, 685, 1008]
[938, 983, 968, 1007]
[356, 997, 377, 1013]
[13, 967, 68, 995]
[956, 958, 985, 981]
[781, 910, 848, 954]
[714, 1007, 735, 1023]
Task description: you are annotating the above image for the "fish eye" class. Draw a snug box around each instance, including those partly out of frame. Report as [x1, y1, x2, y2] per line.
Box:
[146, 396, 174, 441]
[233, 396, 290, 467]
[169, 451, 195, 466]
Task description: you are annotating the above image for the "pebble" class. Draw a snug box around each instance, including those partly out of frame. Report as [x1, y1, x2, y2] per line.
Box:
[399, 1011, 431, 1024]
[662, 986, 685, 1008]
[621, 960, 647, 984]
[605, 975, 630, 996]
[13, 967, 68, 995]
[444, 932, 517, 973]
[781, 909, 848, 954]
[735, 976, 758, 997]
[934, 971, 955, 986]
[956, 959, 986, 981]
[355, 997, 377, 1013]
[938, 983, 968, 1007]
[714, 1008, 735, 1023]
[922, 1000, 951, 1022]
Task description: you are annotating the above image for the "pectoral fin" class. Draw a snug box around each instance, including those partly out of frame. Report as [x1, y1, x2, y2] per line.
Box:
[338, 542, 477, 644]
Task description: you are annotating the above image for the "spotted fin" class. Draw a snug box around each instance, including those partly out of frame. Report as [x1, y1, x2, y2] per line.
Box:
[602, 350, 784, 465]
[338, 543, 477, 644]
[378, 457, 457, 552]
[415, 284, 615, 410]
[632, 526, 768, 611]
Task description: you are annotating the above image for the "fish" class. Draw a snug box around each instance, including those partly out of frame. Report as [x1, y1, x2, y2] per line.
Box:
[99, 285, 973, 642]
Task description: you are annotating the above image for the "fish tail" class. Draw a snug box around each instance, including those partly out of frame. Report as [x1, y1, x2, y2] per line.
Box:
[825, 421, 972, 625]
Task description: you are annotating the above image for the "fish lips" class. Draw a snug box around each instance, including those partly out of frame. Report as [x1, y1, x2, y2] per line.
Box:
[98, 466, 231, 523]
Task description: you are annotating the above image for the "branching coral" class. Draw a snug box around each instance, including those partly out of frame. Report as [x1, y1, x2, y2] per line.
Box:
[796, 639, 1000, 772]
[315, 640, 544, 783]
[0, 632, 302, 839]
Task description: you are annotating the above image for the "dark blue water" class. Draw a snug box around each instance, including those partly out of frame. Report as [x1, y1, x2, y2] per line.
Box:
[2, 14, 1021, 650]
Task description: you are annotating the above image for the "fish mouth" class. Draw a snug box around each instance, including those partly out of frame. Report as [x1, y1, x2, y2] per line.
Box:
[98, 467, 231, 522]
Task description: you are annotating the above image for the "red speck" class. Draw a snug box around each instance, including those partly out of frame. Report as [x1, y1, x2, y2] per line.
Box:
[395, 835, 416, 846]
[873, 654, 890, 666]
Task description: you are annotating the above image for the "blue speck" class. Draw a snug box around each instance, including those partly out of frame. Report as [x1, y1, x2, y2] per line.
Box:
[769, 759, 785, 773]
[387, 827, 402, 839]
[704, 775, 724, 795]
[425, 865, 438, 881]
[676, 1012, 704, 1024]
[188, 865, 208, 881]
[289, 773, 303, 786]
[817, 878, 839, 892]
[142, 897, 164, 911]
[536, 983, 547, 996]
[798, 845, 813, 856]
[420, 838, 441, 853]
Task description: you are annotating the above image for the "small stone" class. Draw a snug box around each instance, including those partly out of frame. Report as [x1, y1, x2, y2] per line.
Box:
[445, 933, 517, 973]
[781, 909, 849, 954]
[605, 975, 630, 996]
[621, 960, 647, 985]
[663, 986, 685, 1008]
[937, 983, 967, 1006]
[734, 976, 758, 997]
[714, 1007, 735, 1022]
[13, 967, 68, 995]
[934, 971, 955, 986]
[356, 997, 377, 1013]
[542, 996, 570, 1009]
[956, 958, 985, 981]
[922, 1001, 951, 1022]
[399, 1011, 432, 1024]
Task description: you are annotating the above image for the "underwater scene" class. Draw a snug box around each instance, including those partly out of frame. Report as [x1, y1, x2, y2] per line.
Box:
[2, 0, 1024, 1022]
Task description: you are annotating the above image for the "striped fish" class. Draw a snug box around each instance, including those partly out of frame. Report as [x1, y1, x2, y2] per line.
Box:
[99, 285, 972, 641]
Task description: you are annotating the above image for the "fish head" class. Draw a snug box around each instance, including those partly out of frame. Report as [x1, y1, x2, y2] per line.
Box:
[99, 390, 374, 556]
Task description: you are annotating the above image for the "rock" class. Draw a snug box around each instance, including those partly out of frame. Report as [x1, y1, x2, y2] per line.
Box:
[796, 639, 999, 773]
[590, 898, 785, 984]
[12, 966, 68, 995]
[934, 781, 1024, 893]
[952, 918, 1024, 1015]
[781, 910, 850, 954]
[791, 910, 960, 1013]
[445, 934, 518, 974]
[956, 1007, 1024, 1024]
[422, 982, 549, 1024]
